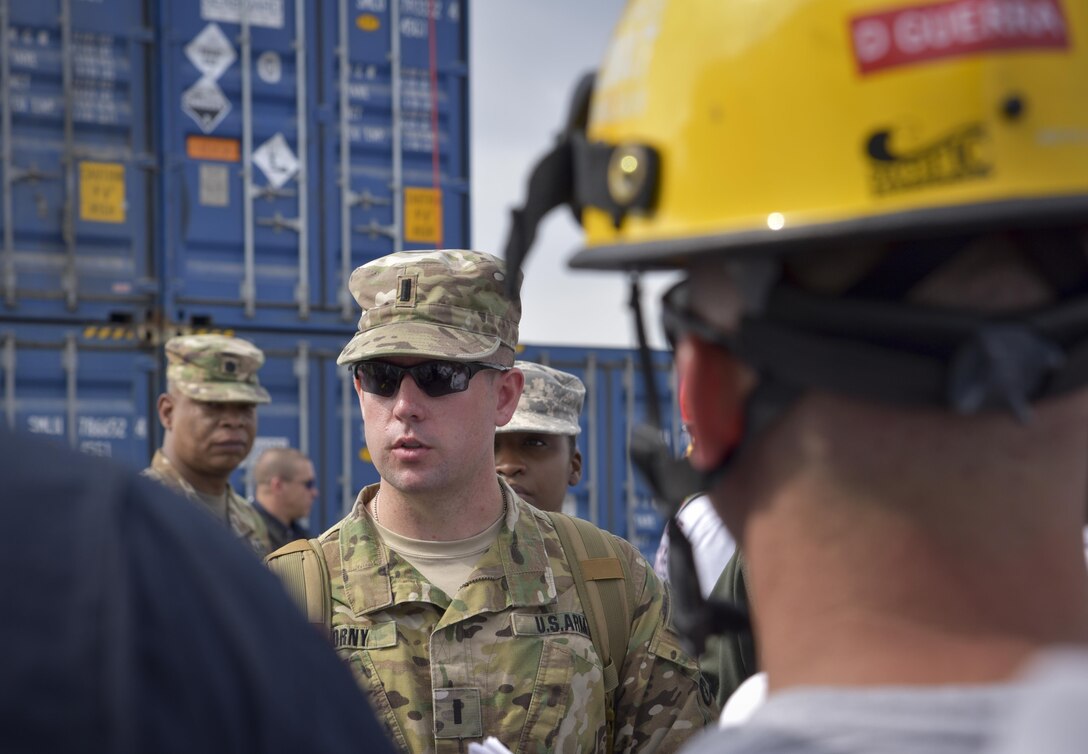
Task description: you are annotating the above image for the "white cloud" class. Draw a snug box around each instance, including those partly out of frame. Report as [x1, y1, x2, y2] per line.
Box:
[470, 0, 677, 348]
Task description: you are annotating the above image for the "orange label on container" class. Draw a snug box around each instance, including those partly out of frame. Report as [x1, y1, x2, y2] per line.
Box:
[404, 187, 443, 245]
[187, 135, 241, 162]
[79, 162, 126, 224]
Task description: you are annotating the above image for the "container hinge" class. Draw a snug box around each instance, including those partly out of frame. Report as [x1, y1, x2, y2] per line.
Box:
[350, 189, 391, 209]
[256, 213, 302, 234]
[253, 184, 298, 201]
[354, 220, 397, 239]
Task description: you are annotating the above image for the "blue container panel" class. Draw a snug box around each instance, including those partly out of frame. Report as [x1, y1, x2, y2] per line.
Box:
[319, 0, 469, 318]
[0, 322, 157, 471]
[1, 1, 157, 322]
[221, 329, 378, 534]
[161, 0, 470, 331]
[160, 0, 324, 328]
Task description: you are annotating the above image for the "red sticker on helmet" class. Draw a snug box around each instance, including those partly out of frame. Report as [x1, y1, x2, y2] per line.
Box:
[851, 0, 1070, 75]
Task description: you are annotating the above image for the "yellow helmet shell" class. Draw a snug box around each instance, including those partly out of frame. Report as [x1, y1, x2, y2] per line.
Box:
[574, 0, 1088, 269]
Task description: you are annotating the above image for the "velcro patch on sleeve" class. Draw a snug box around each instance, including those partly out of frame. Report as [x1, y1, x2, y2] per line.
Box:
[434, 687, 482, 739]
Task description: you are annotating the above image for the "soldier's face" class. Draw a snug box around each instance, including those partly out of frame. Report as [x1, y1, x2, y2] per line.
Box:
[494, 432, 581, 513]
[355, 356, 522, 498]
[164, 392, 257, 477]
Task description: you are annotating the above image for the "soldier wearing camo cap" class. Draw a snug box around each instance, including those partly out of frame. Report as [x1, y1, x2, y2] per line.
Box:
[495, 361, 585, 513]
[143, 334, 272, 557]
[268, 249, 714, 752]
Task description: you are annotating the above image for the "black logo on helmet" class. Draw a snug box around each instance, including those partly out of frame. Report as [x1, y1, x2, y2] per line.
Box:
[867, 123, 991, 196]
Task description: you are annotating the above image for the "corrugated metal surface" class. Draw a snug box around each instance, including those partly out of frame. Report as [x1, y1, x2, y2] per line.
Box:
[0, 321, 157, 469]
[159, 0, 470, 330]
[0, 0, 158, 323]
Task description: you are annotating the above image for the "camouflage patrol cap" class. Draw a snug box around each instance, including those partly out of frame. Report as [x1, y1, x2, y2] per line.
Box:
[498, 361, 585, 436]
[165, 334, 271, 404]
[336, 249, 521, 367]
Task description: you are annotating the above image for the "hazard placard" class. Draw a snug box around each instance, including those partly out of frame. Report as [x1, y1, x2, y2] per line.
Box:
[404, 187, 443, 245]
[182, 77, 231, 134]
[80, 161, 126, 224]
[185, 23, 236, 80]
[252, 133, 299, 189]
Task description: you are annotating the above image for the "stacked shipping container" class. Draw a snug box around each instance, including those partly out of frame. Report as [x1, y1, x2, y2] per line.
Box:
[0, 0, 678, 559]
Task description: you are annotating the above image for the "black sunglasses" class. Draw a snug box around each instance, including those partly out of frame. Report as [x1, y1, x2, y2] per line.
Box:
[351, 360, 505, 398]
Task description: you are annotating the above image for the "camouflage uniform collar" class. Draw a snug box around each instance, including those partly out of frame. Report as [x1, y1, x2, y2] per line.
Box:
[149, 450, 202, 499]
[337, 479, 556, 616]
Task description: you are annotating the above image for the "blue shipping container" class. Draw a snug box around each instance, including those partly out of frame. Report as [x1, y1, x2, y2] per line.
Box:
[159, 0, 470, 331]
[0, 320, 158, 469]
[0, 0, 159, 324]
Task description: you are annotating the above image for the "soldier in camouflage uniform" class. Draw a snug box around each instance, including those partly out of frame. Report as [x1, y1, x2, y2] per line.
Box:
[144, 334, 272, 557]
[269, 249, 715, 752]
[495, 361, 584, 513]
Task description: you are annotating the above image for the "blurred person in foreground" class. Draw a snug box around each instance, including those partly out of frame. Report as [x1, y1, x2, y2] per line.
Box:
[252, 447, 318, 551]
[268, 249, 715, 752]
[0, 427, 394, 753]
[504, 1, 1088, 751]
[144, 334, 271, 557]
[494, 359, 584, 513]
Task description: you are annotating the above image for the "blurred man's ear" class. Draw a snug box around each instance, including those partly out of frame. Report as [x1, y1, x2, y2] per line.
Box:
[157, 393, 175, 431]
[676, 337, 750, 472]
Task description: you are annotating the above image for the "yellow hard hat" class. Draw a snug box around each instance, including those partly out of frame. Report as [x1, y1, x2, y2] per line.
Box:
[570, 0, 1088, 271]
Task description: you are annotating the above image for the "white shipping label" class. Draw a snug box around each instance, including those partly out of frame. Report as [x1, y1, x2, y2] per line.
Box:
[185, 23, 236, 80]
[256, 51, 282, 84]
[252, 133, 299, 189]
[201, 0, 285, 29]
[199, 164, 231, 207]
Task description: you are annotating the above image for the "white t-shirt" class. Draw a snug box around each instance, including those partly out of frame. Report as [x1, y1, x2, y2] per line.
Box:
[653, 494, 736, 599]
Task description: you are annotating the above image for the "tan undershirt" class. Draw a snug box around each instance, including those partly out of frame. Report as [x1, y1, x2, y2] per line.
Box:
[369, 510, 503, 597]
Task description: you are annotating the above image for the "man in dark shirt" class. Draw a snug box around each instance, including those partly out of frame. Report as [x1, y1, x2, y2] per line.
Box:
[0, 427, 394, 754]
[253, 447, 317, 552]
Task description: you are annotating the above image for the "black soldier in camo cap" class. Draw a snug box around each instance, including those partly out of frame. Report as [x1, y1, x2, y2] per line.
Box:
[495, 361, 585, 513]
[143, 334, 272, 557]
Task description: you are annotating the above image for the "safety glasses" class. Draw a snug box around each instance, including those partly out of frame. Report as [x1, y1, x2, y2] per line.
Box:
[660, 280, 737, 354]
[351, 360, 505, 398]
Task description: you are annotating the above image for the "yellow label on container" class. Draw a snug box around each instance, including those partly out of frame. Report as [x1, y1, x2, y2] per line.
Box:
[357, 14, 380, 31]
[404, 187, 443, 245]
[80, 162, 126, 224]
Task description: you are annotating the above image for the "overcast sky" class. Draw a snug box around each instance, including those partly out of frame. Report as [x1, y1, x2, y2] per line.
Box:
[469, 0, 676, 349]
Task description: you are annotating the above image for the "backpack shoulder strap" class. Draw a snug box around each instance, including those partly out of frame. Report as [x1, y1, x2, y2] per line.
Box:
[545, 511, 634, 695]
[266, 538, 332, 632]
